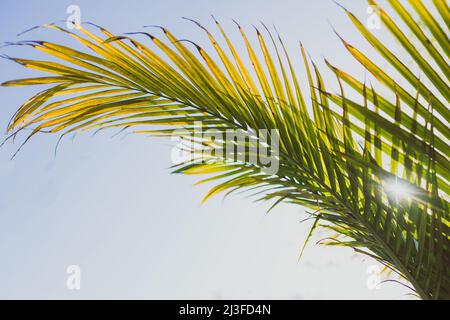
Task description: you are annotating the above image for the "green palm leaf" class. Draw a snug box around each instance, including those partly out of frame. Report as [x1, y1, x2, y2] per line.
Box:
[1, 0, 448, 299]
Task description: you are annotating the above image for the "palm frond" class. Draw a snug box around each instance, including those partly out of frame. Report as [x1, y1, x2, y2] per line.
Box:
[1, 0, 448, 299]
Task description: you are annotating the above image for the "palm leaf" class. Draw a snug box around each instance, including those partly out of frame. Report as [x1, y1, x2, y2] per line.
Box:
[1, 0, 448, 299]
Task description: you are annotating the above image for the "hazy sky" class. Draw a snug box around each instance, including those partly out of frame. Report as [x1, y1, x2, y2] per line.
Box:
[0, 0, 415, 299]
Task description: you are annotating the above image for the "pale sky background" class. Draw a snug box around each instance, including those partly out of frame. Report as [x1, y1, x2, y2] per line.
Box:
[0, 0, 418, 299]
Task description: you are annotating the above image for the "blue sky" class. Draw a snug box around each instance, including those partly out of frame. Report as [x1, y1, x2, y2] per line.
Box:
[0, 0, 413, 299]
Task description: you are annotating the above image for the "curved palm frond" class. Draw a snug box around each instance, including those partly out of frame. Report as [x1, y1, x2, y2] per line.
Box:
[1, 1, 448, 299]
